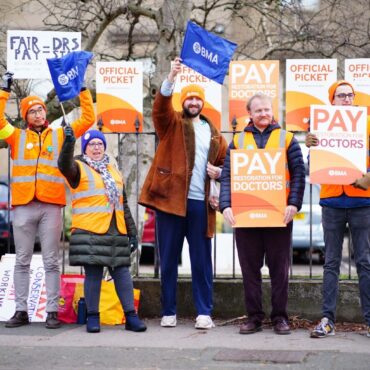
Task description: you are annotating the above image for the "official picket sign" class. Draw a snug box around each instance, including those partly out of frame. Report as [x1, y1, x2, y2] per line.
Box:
[229, 61, 279, 132]
[96, 61, 143, 133]
[309, 105, 368, 184]
[345, 58, 370, 115]
[7, 30, 81, 79]
[231, 148, 287, 227]
[172, 63, 221, 130]
[285, 59, 337, 131]
[0, 254, 47, 322]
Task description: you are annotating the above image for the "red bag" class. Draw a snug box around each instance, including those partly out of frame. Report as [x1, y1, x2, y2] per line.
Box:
[58, 274, 85, 324]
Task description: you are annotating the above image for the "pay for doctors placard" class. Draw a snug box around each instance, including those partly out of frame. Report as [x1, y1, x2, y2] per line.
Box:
[309, 105, 368, 184]
[230, 148, 287, 227]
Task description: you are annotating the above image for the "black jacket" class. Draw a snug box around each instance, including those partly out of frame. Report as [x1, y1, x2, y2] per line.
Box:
[220, 122, 305, 212]
[58, 137, 137, 267]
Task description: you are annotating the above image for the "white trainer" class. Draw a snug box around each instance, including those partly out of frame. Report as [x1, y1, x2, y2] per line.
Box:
[160, 315, 177, 327]
[195, 315, 215, 329]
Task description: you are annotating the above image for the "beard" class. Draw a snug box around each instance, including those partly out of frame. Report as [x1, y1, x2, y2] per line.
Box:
[183, 105, 202, 118]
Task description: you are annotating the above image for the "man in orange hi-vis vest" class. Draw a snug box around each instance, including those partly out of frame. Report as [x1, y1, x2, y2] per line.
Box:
[0, 71, 95, 329]
[219, 93, 305, 336]
[307, 81, 370, 339]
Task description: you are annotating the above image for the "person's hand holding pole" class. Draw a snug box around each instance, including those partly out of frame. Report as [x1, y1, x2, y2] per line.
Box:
[167, 57, 182, 83]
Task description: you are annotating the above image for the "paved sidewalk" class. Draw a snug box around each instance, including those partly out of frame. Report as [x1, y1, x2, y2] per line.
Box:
[0, 318, 369, 369]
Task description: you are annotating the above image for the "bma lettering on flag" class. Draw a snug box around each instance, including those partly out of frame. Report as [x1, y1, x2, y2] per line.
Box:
[309, 105, 367, 184]
[180, 21, 237, 84]
[7, 30, 81, 79]
[231, 149, 287, 227]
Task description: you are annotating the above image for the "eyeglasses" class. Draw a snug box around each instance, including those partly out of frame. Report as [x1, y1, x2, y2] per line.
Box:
[335, 93, 355, 100]
[28, 107, 44, 116]
[87, 141, 104, 148]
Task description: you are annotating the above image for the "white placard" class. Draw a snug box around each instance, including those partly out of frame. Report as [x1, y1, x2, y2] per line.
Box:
[7, 30, 81, 79]
[0, 254, 47, 322]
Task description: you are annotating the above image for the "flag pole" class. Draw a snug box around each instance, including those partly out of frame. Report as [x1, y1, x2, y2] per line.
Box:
[59, 101, 70, 126]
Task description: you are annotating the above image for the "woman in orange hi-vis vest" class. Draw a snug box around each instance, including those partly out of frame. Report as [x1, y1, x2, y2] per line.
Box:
[58, 128, 146, 334]
[1, 71, 95, 330]
[307, 81, 370, 339]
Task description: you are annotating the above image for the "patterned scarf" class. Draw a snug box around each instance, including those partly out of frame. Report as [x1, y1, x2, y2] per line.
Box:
[83, 154, 120, 207]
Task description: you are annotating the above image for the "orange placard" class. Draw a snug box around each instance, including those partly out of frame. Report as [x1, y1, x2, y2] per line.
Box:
[229, 61, 279, 132]
[285, 59, 337, 132]
[231, 148, 286, 227]
[309, 105, 368, 184]
[96, 62, 143, 133]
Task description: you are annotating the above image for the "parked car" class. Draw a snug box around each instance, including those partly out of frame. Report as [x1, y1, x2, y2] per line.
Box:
[140, 208, 156, 264]
[292, 180, 324, 261]
[0, 181, 14, 255]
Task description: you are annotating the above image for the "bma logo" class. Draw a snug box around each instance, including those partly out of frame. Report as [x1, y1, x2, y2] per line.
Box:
[57, 66, 79, 86]
[192, 42, 218, 64]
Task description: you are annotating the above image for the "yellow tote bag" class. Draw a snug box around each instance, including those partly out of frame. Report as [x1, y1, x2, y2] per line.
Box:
[99, 280, 141, 325]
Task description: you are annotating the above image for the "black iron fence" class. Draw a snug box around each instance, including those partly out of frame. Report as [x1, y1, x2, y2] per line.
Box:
[0, 130, 356, 281]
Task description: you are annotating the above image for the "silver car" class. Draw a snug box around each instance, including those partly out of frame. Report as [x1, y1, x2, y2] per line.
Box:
[292, 180, 324, 261]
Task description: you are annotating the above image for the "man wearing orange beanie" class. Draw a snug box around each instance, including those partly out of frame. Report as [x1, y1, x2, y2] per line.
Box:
[0, 71, 95, 329]
[139, 57, 227, 329]
[306, 80, 370, 339]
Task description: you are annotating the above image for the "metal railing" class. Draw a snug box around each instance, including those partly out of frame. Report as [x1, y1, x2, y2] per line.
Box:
[0, 129, 356, 282]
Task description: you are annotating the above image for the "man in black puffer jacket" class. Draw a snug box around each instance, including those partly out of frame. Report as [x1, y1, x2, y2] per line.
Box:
[220, 93, 305, 336]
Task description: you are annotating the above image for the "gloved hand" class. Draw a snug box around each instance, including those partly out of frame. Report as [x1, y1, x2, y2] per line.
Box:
[64, 125, 75, 143]
[129, 236, 138, 254]
[1, 71, 14, 91]
[353, 173, 370, 191]
[305, 132, 319, 148]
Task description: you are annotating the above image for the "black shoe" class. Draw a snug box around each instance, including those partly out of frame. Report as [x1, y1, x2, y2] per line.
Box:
[45, 312, 61, 329]
[5, 311, 30, 328]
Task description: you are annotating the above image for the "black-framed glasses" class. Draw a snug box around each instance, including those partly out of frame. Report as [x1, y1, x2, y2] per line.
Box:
[335, 93, 355, 100]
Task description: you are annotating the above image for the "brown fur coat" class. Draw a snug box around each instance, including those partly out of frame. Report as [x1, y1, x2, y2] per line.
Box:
[139, 92, 227, 238]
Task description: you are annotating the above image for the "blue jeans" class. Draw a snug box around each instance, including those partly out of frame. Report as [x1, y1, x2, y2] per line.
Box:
[157, 199, 213, 316]
[322, 206, 370, 325]
[84, 265, 135, 314]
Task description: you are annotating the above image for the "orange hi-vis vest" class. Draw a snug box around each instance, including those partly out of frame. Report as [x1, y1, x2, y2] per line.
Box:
[71, 161, 127, 235]
[233, 128, 294, 199]
[11, 127, 66, 206]
[0, 89, 95, 206]
[320, 117, 370, 199]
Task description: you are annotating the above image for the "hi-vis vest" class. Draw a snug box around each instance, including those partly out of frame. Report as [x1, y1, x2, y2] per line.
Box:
[320, 117, 370, 199]
[233, 128, 293, 198]
[11, 128, 66, 206]
[71, 161, 127, 235]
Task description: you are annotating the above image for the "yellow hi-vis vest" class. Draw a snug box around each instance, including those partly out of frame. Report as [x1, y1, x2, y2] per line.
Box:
[320, 117, 370, 199]
[233, 128, 293, 199]
[71, 161, 127, 234]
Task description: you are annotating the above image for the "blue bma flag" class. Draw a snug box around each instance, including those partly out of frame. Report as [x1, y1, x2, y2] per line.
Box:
[47, 51, 93, 102]
[180, 21, 237, 84]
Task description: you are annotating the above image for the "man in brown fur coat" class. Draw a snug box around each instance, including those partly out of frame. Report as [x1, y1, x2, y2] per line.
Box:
[139, 57, 227, 329]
